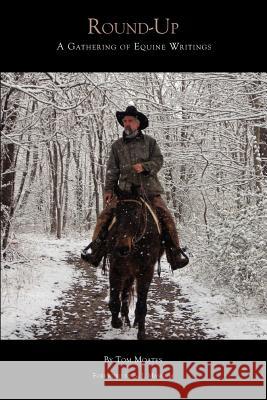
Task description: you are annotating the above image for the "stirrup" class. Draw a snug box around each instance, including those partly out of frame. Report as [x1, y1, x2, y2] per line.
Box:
[167, 246, 189, 270]
[81, 237, 105, 266]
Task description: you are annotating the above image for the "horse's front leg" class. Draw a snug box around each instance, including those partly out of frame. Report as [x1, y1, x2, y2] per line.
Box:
[109, 273, 123, 329]
[134, 268, 153, 340]
[121, 277, 134, 327]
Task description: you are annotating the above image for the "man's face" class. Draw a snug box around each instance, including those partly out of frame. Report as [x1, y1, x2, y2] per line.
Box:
[122, 116, 140, 134]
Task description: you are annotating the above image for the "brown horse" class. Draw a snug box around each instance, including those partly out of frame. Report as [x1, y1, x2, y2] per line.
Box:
[105, 184, 164, 340]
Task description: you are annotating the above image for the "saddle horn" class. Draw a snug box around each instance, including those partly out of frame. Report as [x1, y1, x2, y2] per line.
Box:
[114, 183, 140, 199]
[113, 183, 123, 198]
[131, 184, 140, 198]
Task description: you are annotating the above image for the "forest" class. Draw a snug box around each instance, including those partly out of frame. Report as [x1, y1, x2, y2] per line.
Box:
[1, 72, 267, 315]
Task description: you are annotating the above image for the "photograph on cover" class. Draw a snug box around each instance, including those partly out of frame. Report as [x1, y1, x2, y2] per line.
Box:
[1, 72, 267, 341]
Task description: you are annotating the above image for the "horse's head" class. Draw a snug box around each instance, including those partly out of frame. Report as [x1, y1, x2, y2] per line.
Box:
[113, 184, 144, 257]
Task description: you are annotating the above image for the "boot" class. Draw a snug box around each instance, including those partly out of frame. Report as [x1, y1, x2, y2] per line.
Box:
[161, 230, 189, 270]
[81, 225, 109, 267]
[165, 246, 189, 270]
[81, 236, 106, 267]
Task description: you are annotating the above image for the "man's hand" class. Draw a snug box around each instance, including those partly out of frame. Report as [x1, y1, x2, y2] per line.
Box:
[104, 191, 113, 204]
[132, 163, 144, 173]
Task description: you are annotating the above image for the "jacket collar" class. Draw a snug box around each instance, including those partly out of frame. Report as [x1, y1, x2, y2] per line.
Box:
[123, 130, 144, 142]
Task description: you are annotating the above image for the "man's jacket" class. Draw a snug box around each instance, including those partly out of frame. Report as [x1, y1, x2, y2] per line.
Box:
[104, 131, 164, 195]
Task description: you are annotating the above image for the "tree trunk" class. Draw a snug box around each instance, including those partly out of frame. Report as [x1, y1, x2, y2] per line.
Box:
[1, 73, 24, 254]
[18, 144, 39, 211]
[63, 140, 71, 231]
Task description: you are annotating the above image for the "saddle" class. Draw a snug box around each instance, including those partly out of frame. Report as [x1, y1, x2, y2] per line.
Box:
[81, 194, 189, 270]
[81, 196, 161, 266]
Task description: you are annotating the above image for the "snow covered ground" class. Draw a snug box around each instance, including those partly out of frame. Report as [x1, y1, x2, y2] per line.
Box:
[174, 273, 267, 340]
[1, 233, 267, 340]
[1, 233, 89, 339]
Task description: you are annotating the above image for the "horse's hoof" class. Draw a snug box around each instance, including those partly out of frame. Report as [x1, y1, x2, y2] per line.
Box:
[137, 330, 146, 340]
[111, 317, 123, 329]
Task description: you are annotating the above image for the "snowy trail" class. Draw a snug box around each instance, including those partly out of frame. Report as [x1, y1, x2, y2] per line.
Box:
[31, 252, 224, 340]
[2, 234, 266, 340]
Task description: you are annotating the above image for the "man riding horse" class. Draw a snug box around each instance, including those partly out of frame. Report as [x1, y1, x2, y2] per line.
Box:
[85, 104, 188, 270]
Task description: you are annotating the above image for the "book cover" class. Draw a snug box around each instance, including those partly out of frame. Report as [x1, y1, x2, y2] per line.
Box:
[1, 5, 266, 399]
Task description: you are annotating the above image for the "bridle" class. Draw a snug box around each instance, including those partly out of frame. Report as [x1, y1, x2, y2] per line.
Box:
[117, 198, 148, 248]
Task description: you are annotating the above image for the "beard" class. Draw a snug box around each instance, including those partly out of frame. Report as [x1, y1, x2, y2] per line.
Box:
[124, 126, 140, 136]
[124, 126, 134, 135]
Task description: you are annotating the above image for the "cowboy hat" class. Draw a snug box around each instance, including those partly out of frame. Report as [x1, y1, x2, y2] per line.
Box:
[116, 104, 149, 130]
